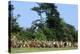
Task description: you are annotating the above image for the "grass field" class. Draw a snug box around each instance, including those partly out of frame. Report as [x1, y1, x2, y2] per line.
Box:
[10, 47, 78, 53]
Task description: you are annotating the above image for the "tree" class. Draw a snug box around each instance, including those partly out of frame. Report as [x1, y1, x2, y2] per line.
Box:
[34, 29, 47, 40]
[17, 28, 34, 40]
[9, 1, 21, 34]
[32, 3, 63, 41]
[65, 24, 77, 42]
[9, 1, 23, 52]
[32, 3, 61, 29]
[31, 3, 78, 42]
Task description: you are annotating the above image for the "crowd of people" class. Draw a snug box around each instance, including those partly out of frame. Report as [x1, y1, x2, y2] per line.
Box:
[11, 36, 78, 48]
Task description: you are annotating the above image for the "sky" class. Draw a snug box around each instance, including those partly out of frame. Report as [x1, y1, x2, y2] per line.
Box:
[11, 1, 78, 30]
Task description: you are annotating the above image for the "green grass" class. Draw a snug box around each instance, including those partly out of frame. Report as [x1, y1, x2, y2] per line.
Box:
[10, 47, 78, 53]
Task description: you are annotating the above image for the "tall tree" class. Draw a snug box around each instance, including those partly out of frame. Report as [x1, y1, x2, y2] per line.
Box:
[8, 1, 22, 52]
[31, 3, 78, 41]
[32, 3, 63, 41]
[9, 1, 21, 34]
[32, 3, 61, 29]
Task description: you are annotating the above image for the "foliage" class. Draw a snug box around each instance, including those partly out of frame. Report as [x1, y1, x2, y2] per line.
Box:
[34, 29, 47, 40]
[9, 1, 21, 34]
[31, 3, 78, 42]
[16, 28, 35, 40]
[9, 2, 78, 43]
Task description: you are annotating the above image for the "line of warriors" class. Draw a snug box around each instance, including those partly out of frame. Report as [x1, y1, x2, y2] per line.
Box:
[11, 36, 78, 48]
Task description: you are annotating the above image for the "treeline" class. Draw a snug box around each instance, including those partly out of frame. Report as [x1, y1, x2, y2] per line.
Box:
[9, 1, 78, 44]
